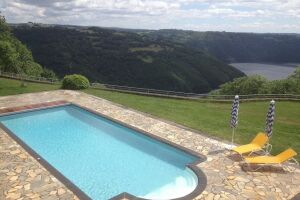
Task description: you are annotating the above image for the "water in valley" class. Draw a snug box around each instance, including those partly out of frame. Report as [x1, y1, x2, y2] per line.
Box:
[230, 63, 299, 80]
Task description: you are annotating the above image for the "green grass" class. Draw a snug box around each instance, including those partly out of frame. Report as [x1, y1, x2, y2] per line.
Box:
[0, 78, 299, 160]
[0, 78, 60, 96]
[85, 88, 300, 160]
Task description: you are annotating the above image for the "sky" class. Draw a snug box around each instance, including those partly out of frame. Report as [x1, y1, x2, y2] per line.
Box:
[0, 0, 300, 33]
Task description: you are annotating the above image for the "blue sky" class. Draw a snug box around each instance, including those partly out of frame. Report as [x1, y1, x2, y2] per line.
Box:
[1, 0, 300, 33]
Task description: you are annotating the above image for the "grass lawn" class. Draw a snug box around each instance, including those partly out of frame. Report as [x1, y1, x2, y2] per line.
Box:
[85, 88, 300, 160]
[0, 78, 60, 96]
[0, 78, 299, 160]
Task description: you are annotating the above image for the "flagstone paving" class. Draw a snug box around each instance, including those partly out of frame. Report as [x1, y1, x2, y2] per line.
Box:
[0, 90, 299, 200]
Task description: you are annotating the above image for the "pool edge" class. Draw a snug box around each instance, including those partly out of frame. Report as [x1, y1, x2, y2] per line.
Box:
[0, 101, 208, 200]
[72, 102, 208, 200]
[0, 121, 92, 200]
[109, 164, 207, 200]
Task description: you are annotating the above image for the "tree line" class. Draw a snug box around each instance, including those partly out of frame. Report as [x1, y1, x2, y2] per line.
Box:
[0, 14, 56, 79]
[215, 67, 300, 95]
[11, 24, 243, 93]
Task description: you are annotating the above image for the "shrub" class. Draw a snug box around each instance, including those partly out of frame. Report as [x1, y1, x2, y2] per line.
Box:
[62, 74, 89, 90]
[41, 68, 57, 79]
[22, 61, 44, 77]
[218, 68, 300, 95]
[219, 75, 267, 95]
[266, 79, 297, 94]
[288, 67, 300, 79]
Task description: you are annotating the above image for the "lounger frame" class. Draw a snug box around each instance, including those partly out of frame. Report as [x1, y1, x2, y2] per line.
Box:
[243, 157, 299, 172]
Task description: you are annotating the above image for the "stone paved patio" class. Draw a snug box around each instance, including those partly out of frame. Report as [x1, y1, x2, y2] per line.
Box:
[0, 90, 299, 200]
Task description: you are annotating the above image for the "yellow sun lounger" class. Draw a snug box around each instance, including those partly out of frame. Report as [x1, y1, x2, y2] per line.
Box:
[232, 132, 269, 155]
[245, 148, 297, 164]
[244, 148, 298, 171]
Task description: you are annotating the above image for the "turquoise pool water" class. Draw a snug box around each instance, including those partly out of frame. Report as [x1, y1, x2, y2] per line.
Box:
[0, 105, 199, 200]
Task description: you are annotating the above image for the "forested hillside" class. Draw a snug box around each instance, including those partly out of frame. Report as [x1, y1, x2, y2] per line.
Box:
[144, 30, 300, 63]
[0, 17, 55, 78]
[11, 24, 243, 93]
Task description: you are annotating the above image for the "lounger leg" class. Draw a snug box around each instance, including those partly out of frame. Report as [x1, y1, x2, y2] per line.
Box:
[249, 164, 264, 172]
[243, 162, 264, 172]
[284, 158, 299, 173]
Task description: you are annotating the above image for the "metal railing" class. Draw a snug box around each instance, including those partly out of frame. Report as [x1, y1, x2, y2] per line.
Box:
[91, 83, 300, 101]
[1, 71, 299, 101]
[0, 71, 59, 84]
[91, 83, 201, 97]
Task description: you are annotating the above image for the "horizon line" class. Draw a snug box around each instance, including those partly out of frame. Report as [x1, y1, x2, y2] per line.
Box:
[8, 22, 300, 35]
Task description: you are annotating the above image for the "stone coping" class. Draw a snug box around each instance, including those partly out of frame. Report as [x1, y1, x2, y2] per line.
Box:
[0, 90, 299, 200]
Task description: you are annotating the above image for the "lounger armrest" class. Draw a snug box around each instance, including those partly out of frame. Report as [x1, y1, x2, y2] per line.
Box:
[291, 158, 299, 166]
[264, 143, 272, 155]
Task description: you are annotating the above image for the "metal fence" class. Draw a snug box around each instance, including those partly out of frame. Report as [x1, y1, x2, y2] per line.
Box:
[0, 71, 59, 84]
[91, 83, 201, 97]
[91, 83, 300, 101]
[1, 71, 299, 101]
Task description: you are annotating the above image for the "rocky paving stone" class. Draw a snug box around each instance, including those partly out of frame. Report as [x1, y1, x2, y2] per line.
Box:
[0, 90, 300, 200]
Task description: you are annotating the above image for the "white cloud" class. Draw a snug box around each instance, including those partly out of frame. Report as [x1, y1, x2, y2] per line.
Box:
[0, 0, 300, 32]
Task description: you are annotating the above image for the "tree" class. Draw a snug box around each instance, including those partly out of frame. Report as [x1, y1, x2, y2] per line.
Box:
[41, 68, 57, 79]
[0, 41, 19, 73]
[218, 68, 300, 95]
[266, 79, 297, 94]
[0, 12, 56, 78]
[0, 13, 10, 34]
[219, 75, 267, 95]
[288, 67, 300, 80]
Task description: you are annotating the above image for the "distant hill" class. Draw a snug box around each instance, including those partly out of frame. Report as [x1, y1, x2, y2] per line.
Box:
[11, 24, 244, 93]
[143, 30, 300, 63]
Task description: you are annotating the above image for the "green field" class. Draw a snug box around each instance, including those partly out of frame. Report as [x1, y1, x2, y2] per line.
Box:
[85, 89, 300, 160]
[0, 78, 299, 160]
[0, 78, 60, 96]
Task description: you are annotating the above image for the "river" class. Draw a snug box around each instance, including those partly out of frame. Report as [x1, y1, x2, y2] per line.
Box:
[230, 63, 299, 80]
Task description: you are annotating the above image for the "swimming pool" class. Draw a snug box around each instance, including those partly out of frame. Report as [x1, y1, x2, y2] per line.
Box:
[0, 104, 206, 200]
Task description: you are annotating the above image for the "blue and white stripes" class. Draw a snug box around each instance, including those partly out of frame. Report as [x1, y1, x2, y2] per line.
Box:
[230, 95, 239, 128]
[265, 100, 275, 138]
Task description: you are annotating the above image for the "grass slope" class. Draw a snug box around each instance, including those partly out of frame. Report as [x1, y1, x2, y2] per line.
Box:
[85, 88, 300, 160]
[0, 78, 60, 96]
